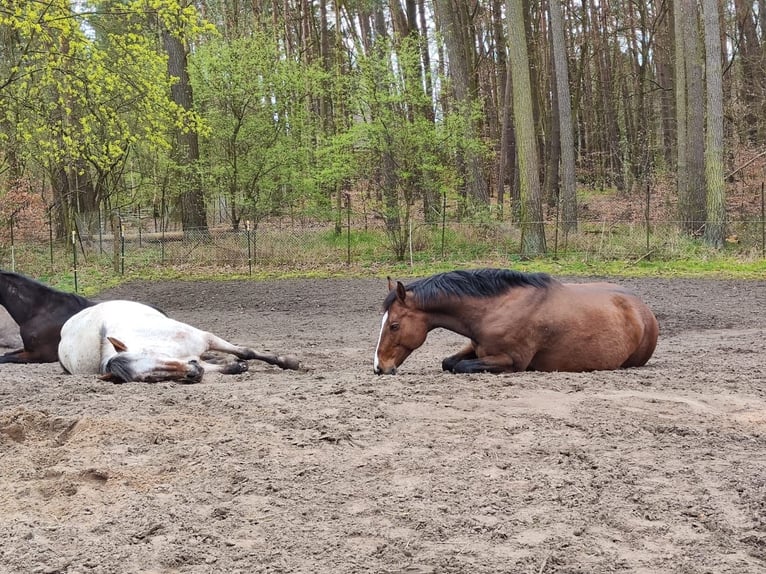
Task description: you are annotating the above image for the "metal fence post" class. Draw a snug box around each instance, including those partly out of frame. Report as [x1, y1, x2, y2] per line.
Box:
[441, 193, 447, 259]
[246, 220, 252, 276]
[98, 206, 104, 254]
[72, 230, 78, 293]
[48, 208, 54, 269]
[120, 215, 125, 275]
[761, 182, 765, 259]
[9, 213, 15, 272]
[345, 193, 351, 266]
[645, 182, 651, 254]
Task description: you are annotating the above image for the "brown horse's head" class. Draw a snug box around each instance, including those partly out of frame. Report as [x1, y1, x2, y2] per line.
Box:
[374, 279, 429, 375]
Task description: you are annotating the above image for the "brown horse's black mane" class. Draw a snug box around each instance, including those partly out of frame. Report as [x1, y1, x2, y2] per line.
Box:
[384, 268, 554, 310]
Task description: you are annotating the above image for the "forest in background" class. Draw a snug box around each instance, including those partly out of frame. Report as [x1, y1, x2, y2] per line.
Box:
[0, 0, 765, 260]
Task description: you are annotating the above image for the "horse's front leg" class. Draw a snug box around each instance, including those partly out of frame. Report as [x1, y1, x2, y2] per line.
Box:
[451, 353, 523, 374]
[0, 348, 25, 363]
[204, 333, 301, 370]
[0, 348, 56, 364]
[442, 342, 477, 372]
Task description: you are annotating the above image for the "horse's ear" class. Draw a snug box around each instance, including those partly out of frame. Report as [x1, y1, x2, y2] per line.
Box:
[387, 276, 395, 291]
[396, 281, 407, 302]
[107, 336, 128, 352]
[99, 372, 118, 382]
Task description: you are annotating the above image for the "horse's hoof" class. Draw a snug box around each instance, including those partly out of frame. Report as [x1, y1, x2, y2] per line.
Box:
[224, 361, 249, 375]
[279, 355, 301, 370]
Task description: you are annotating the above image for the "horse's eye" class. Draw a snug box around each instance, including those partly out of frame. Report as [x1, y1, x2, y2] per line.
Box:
[390, 322, 400, 331]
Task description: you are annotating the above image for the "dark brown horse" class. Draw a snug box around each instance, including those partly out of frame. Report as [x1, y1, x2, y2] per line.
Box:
[0, 270, 95, 363]
[374, 269, 659, 375]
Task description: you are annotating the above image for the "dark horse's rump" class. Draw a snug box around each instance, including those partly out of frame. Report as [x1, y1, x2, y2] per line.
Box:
[0, 270, 95, 363]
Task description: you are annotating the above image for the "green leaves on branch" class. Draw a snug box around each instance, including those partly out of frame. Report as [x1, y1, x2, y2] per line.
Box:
[191, 33, 328, 220]
[0, 0, 207, 187]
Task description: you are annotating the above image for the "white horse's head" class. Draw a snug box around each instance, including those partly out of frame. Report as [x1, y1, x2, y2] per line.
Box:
[98, 331, 205, 384]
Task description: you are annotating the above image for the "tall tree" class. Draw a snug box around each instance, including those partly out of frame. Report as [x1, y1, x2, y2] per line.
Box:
[702, 0, 725, 247]
[678, 0, 706, 234]
[433, 0, 489, 206]
[507, 0, 546, 256]
[548, 0, 577, 233]
[492, 0, 515, 215]
[672, 0, 688, 230]
[161, 4, 209, 234]
[733, 0, 761, 142]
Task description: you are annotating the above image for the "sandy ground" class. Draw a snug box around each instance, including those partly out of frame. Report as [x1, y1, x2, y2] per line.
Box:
[0, 276, 765, 574]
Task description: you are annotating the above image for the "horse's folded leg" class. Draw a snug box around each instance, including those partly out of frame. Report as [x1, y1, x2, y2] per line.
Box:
[442, 343, 477, 372]
[0, 349, 51, 364]
[452, 358, 511, 374]
[0, 349, 25, 363]
[442, 356, 460, 372]
[443, 353, 475, 372]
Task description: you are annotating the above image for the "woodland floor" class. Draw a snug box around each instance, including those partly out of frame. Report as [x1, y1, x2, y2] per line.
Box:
[0, 276, 765, 574]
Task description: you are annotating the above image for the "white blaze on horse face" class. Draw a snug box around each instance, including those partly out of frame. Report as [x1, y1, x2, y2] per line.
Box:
[374, 311, 388, 373]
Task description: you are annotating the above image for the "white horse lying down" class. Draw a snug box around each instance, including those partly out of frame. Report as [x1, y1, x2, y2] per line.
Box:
[58, 300, 300, 383]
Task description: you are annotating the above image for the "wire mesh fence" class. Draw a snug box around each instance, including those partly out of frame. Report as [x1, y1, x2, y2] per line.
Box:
[1, 210, 765, 288]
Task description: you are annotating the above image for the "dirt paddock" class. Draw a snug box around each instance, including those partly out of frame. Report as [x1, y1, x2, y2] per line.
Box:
[0, 276, 764, 573]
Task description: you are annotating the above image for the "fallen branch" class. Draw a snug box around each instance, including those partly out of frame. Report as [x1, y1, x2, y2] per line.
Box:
[726, 148, 766, 179]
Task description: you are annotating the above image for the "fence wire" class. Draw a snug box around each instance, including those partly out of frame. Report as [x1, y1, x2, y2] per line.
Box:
[1, 215, 765, 282]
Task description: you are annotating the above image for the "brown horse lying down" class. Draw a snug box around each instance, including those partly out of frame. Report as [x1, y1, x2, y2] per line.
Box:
[373, 268, 659, 375]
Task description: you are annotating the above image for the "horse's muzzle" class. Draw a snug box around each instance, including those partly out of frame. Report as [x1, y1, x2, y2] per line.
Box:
[374, 366, 397, 375]
[183, 360, 204, 384]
